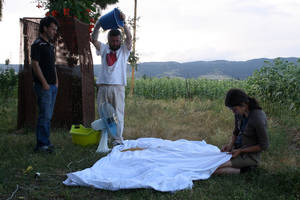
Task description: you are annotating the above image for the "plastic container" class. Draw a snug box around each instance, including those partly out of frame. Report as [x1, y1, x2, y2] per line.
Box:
[99, 8, 124, 30]
[69, 124, 101, 146]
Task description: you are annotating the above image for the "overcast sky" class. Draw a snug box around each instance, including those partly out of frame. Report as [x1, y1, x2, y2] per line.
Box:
[1, 0, 300, 64]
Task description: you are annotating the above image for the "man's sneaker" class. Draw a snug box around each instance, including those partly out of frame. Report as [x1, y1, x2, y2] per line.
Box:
[34, 145, 53, 153]
[112, 140, 124, 147]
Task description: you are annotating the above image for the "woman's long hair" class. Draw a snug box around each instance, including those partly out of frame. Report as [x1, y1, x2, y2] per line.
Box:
[225, 88, 261, 110]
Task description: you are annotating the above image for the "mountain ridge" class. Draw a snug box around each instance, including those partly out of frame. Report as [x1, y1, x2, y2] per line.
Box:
[1, 57, 298, 80]
[125, 57, 299, 79]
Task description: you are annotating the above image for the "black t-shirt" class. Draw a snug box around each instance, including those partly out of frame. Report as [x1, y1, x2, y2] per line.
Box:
[31, 37, 56, 84]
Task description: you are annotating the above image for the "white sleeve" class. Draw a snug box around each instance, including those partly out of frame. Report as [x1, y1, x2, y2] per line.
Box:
[122, 44, 131, 59]
[96, 42, 106, 56]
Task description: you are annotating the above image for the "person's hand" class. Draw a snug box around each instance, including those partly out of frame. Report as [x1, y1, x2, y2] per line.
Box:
[90, 36, 97, 46]
[221, 144, 232, 152]
[90, 35, 94, 43]
[119, 10, 126, 21]
[42, 83, 50, 90]
[229, 149, 242, 158]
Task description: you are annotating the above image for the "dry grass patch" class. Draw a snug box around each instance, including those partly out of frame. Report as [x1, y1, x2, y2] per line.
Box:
[124, 97, 234, 147]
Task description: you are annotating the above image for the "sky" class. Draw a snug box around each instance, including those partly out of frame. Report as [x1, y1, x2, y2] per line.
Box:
[1, 0, 300, 64]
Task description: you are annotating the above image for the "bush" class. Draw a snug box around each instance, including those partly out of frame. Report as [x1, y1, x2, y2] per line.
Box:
[0, 68, 18, 99]
[0, 68, 18, 126]
[246, 58, 300, 111]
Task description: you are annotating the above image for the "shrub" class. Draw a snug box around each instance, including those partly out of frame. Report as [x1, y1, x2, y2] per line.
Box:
[246, 58, 300, 111]
[0, 68, 18, 124]
[0, 68, 18, 99]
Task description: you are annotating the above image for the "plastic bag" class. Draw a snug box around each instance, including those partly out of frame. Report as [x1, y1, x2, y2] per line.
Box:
[91, 118, 106, 130]
[96, 130, 110, 153]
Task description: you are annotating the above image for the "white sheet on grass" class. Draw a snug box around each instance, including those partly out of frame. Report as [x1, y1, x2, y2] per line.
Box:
[63, 138, 231, 192]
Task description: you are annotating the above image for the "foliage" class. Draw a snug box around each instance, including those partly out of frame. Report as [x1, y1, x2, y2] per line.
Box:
[0, 68, 18, 99]
[126, 16, 141, 71]
[0, 68, 18, 128]
[126, 77, 246, 100]
[5, 58, 9, 65]
[128, 51, 139, 70]
[246, 58, 300, 111]
[35, 0, 118, 32]
[0, 0, 2, 21]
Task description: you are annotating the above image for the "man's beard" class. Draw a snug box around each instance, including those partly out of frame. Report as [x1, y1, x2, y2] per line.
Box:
[109, 45, 121, 51]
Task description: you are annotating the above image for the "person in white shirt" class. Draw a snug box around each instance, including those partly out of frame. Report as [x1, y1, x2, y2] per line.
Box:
[91, 11, 132, 146]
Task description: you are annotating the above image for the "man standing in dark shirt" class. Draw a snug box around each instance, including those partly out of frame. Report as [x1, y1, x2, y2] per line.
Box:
[31, 16, 59, 153]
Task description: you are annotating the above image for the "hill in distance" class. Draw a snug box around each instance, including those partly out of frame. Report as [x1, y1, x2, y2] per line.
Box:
[2, 57, 298, 80]
[124, 57, 299, 79]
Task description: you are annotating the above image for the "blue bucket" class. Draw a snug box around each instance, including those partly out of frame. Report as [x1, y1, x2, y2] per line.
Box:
[99, 8, 124, 30]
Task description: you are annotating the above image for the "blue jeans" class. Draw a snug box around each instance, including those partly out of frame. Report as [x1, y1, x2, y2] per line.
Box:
[34, 83, 57, 147]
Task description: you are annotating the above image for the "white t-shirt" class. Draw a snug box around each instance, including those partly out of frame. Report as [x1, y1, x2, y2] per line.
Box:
[95, 42, 130, 86]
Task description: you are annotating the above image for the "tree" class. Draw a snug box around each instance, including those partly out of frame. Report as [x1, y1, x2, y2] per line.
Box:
[0, 0, 3, 21]
[35, 0, 119, 24]
[5, 58, 9, 65]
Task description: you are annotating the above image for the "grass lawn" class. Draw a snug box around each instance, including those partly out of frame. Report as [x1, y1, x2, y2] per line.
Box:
[0, 97, 299, 200]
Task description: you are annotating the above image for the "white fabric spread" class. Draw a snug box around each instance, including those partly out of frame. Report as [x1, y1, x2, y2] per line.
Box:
[63, 138, 231, 192]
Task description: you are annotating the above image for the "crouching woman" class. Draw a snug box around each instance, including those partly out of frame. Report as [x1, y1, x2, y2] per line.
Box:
[215, 89, 269, 174]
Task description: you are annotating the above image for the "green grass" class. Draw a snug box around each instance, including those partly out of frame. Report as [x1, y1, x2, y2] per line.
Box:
[1, 97, 299, 200]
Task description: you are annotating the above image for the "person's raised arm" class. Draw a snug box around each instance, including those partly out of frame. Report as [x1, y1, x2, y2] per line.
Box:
[91, 18, 101, 51]
[119, 11, 132, 51]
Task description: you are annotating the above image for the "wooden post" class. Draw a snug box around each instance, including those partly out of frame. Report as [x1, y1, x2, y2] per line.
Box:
[130, 0, 137, 95]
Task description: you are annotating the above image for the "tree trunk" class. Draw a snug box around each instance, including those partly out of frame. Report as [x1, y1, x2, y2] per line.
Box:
[130, 0, 137, 95]
[0, 0, 3, 21]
